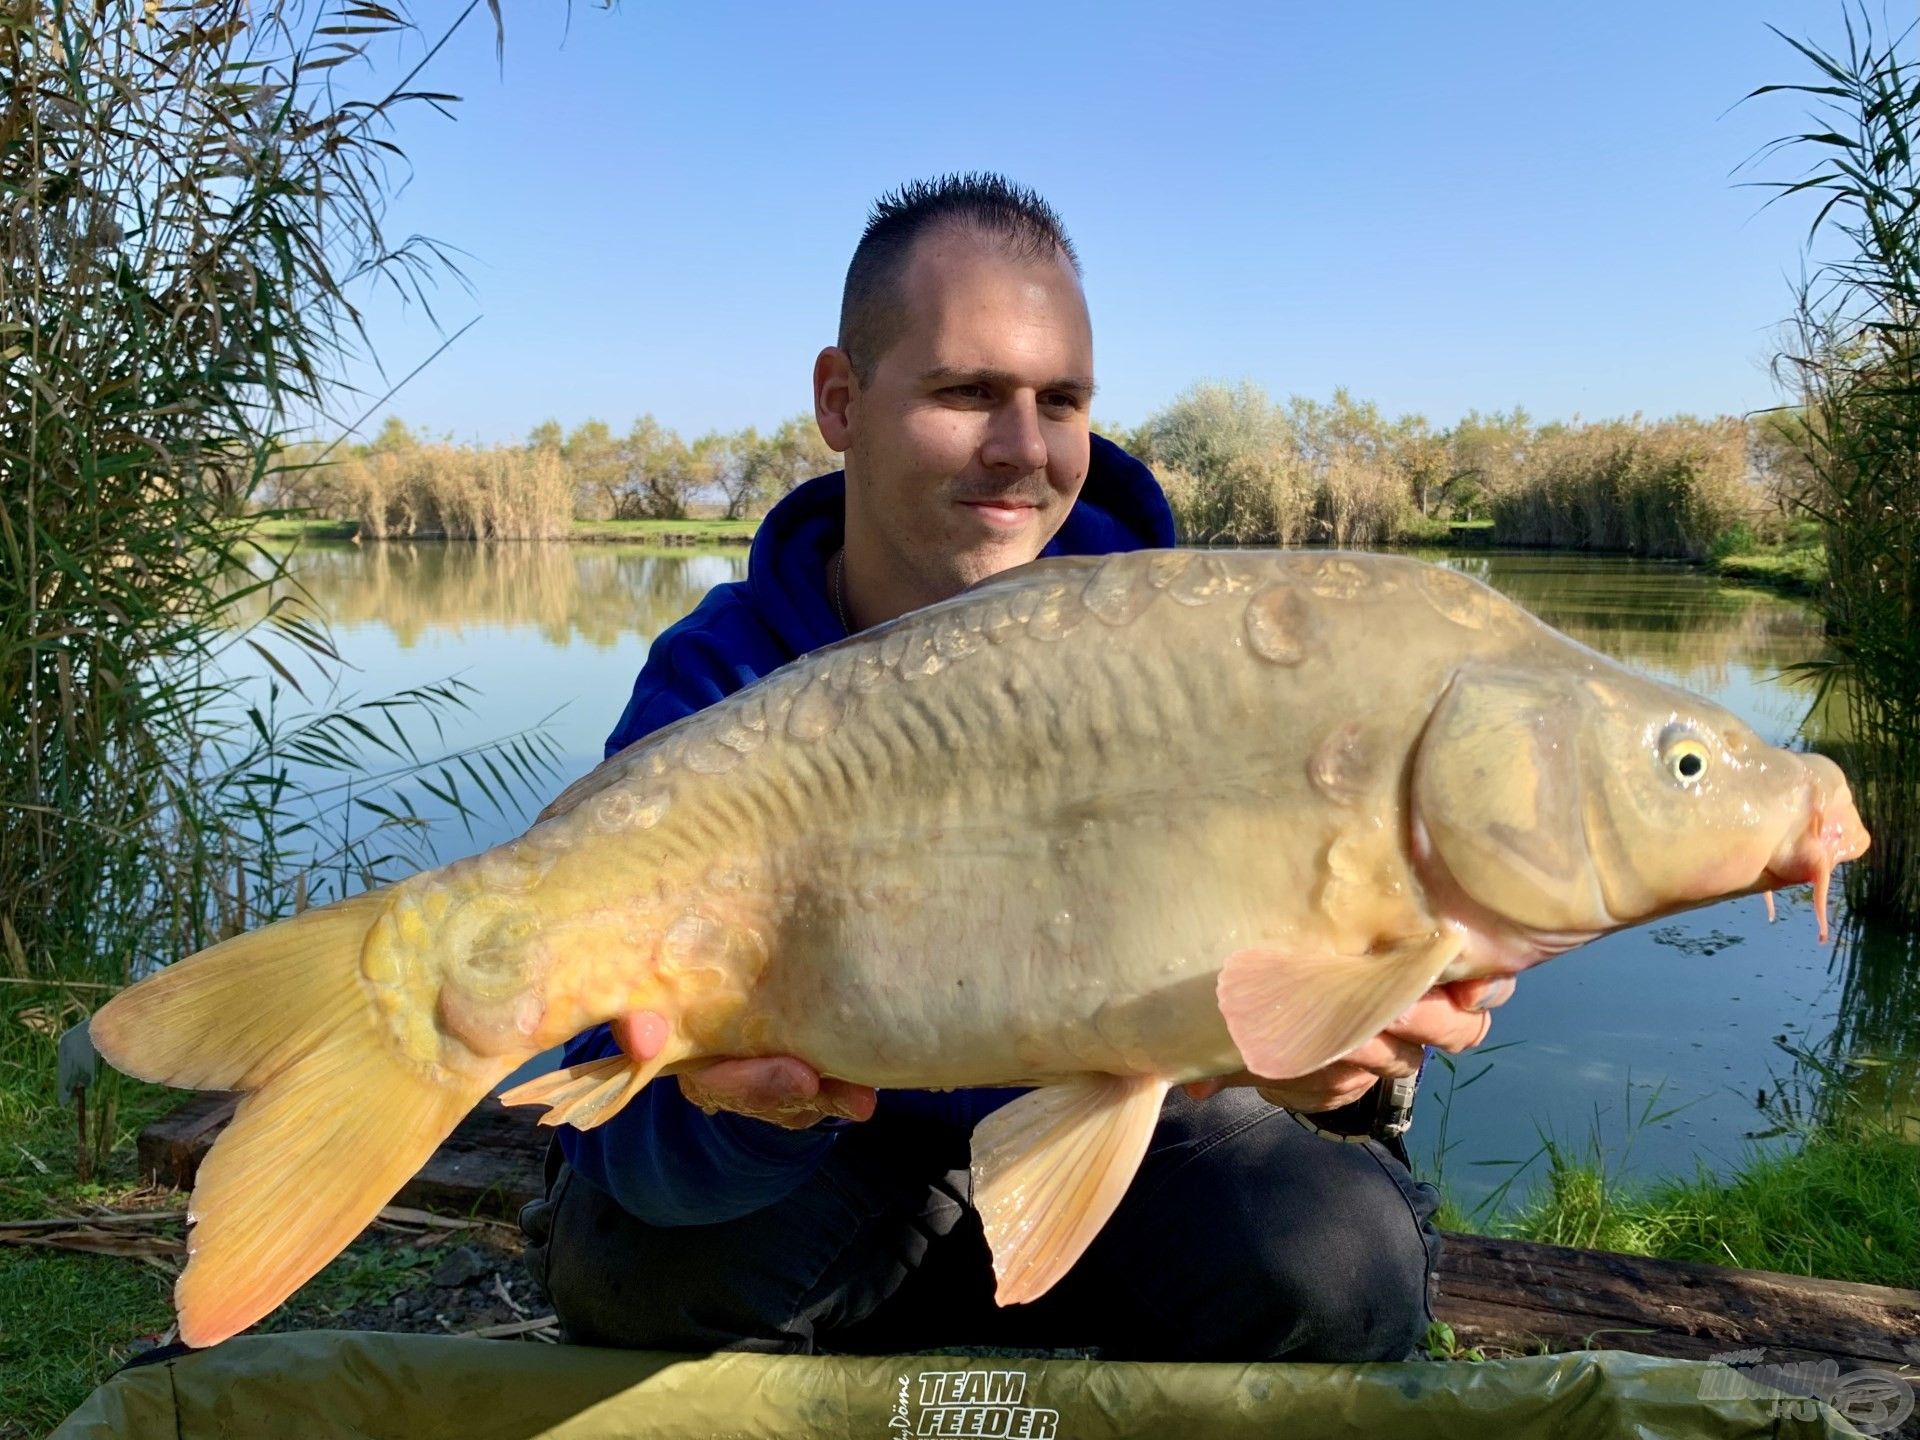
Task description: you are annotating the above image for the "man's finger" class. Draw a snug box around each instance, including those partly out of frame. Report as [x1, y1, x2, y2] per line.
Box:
[1325, 1033, 1425, 1078]
[1447, 975, 1515, 1013]
[611, 1009, 669, 1062]
[1384, 989, 1497, 1052]
[680, 1056, 817, 1112]
[677, 1057, 878, 1128]
[1256, 1064, 1378, 1115]
[814, 1078, 879, 1121]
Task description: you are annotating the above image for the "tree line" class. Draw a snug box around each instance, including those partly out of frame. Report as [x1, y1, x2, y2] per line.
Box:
[267, 390, 1798, 558]
[1108, 384, 1800, 559]
[266, 413, 843, 537]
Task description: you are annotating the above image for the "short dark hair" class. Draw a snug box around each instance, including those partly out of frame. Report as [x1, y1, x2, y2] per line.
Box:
[838, 173, 1081, 384]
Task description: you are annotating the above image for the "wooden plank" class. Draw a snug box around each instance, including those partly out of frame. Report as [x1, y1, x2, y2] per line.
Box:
[136, 1096, 1919, 1372]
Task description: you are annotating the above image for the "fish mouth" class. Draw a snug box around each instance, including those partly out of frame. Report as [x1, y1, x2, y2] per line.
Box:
[1758, 753, 1871, 943]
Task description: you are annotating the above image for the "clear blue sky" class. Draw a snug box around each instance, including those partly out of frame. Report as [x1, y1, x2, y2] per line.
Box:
[331, 0, 1850, 447]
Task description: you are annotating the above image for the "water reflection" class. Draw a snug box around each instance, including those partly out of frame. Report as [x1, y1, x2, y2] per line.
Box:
[1801, 918, 1920, 1140]
[267, 541, 746, 649]
[1422, 551, 1826, 700]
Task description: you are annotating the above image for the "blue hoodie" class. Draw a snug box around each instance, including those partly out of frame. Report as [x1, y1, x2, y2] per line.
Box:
[557, 434, 1177, 1226]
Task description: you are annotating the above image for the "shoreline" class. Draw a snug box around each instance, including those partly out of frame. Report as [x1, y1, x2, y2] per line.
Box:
[244, 515, 1826, 600]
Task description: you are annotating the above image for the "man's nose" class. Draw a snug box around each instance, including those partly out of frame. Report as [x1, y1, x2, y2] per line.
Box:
[980, 393, 1049, 474]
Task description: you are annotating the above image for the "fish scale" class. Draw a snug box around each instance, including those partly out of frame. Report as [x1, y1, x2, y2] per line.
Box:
[88, 549, 1870, 1341]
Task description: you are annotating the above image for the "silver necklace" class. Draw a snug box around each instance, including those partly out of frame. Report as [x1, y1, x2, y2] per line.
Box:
[830, 546, 851, 633]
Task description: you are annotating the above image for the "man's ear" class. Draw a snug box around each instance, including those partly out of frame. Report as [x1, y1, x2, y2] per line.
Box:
[814, 347, 858, 452]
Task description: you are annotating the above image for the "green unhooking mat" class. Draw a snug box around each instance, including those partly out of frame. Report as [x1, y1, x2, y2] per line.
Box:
[51, 1332, 1874, 1439]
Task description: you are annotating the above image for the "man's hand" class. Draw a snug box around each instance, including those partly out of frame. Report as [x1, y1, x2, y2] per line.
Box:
[1182, 975, 1513, 1114]
[611, 1010, 877, 1131]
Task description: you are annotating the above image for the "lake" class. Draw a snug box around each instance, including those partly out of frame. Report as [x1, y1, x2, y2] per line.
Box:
[252, 539, 1917, 1208]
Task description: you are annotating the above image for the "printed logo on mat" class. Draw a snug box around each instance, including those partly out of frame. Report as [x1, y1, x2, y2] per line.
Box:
[1701, 1348, 1914, 1434]
[889, 1370, 1059, 1438]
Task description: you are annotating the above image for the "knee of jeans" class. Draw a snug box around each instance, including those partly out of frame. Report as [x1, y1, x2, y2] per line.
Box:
[1232, 1156, 1435, 1362]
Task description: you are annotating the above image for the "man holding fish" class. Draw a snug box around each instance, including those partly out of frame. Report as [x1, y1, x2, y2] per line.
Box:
[91, 174, 1865, 1355]
[518, 174, 1508, 1361]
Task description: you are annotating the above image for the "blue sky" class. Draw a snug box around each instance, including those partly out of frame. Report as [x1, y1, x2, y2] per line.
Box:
[331, 0, 1851, 446]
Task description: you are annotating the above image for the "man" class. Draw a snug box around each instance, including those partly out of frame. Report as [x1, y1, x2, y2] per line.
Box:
[520, 174, 1505, 1361]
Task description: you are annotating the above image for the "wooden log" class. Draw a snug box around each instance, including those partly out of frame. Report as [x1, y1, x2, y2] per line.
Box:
[136, 1091, 548, 1220]
[136, 1096, 1919, 1374]
[1432, 1231, 1919, 1374]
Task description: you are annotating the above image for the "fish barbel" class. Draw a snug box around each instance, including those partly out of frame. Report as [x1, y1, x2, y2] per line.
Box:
[90, 550, 1869, 1346]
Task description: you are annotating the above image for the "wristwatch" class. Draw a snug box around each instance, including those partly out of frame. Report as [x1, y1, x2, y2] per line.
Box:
[1283, 1055, 1424, 1166]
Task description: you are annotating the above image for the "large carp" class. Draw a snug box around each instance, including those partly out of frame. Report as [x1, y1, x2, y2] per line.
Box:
[92, 550, 1868, 1347]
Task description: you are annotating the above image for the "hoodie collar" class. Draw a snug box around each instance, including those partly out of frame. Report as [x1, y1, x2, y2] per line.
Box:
[745, 433, 1176, 658]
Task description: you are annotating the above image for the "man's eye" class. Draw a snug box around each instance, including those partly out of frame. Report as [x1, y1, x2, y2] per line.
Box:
[945, 384, 990, 400]
[1043, 393, 1083, 411]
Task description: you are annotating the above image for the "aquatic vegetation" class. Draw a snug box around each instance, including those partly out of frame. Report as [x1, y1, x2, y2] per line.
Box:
[1754, 7, 1920, 921]
[342, 441, 575, 542]
[0, 4, 554, 1177]
[1487, 419, 1755, 560]
[1130, 384, 1767, 557]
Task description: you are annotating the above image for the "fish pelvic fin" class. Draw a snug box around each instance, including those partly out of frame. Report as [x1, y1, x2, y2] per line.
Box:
[499, 1028, 693, 1131]
[1216, 930, 1465, 1081]
[971, 1073, 1172, 1306]
[89, 892, 515, 1348]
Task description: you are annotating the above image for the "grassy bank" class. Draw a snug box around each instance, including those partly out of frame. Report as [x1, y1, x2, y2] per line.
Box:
[1709, 545, 1826, 596]
[8, 998, 1911, 1439]
[2, 1004, 180, 1436]
[568, 517, 756, 545]
[253, 515, 758, 546]
[1450, 1126, 1918, 1288]
[0, 1008, 547, 1437]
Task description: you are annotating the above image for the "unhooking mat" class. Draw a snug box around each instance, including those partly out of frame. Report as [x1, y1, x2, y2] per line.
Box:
[51, 1331, 1884, 1439]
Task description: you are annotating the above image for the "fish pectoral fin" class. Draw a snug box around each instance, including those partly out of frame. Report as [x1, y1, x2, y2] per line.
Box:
[499, 1032, 691, 1131]
[1217, 930, 1466, 1081]
[970, 1073, 1172, 1306]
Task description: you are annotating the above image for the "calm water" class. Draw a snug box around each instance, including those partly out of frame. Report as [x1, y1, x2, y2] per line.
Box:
[255, 540, 1915, 1205]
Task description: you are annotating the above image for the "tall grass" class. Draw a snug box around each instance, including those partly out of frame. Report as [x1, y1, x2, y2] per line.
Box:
[342, 441, 573, 540]
[1755, 7, 1920, 921]
[1141, 383, 1413, 546]
[1137, 384, 1765, 555]
[1488, 418, 1757, 559]
[0, 3, 555, 1171]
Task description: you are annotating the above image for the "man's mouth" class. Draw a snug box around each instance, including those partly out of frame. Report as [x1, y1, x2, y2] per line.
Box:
[958, 498, 1040, 530]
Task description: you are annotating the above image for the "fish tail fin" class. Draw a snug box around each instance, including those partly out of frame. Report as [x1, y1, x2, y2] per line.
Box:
[90, 893, 512, 1347]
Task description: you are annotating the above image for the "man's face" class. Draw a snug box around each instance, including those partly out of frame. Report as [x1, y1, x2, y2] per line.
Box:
[825, 229, 1095, 605]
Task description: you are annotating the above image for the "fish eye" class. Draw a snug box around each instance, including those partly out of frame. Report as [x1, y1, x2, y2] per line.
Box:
[1662, 734, 1710, 786]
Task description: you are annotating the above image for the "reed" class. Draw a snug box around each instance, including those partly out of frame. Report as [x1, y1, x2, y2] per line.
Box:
[1142, 383, 1413, 546]
[342, 442, 573, 540]
[1755, 6, 1920, 921]
[1486, 418, 1756, 558]
[0, 2, 553, 1174]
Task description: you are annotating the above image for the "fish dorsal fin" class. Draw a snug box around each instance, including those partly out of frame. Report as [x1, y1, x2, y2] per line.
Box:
[971, 1073, 1172, 1305]
[1217, 931, 1465, 1081]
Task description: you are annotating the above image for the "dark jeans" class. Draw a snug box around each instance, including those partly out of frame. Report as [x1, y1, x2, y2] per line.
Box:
[519, 1088, 1441, 1363]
